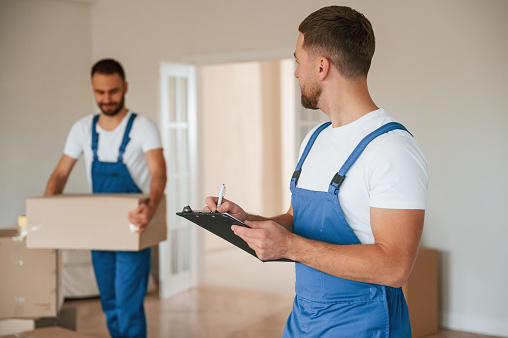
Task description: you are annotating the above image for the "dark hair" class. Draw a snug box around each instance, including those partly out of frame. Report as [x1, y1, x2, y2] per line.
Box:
[299, 6, 375, 79]
[91, 59, 125, 81]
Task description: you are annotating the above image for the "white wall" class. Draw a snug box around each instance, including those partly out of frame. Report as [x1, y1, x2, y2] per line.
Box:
[1, 0, 507, 335]
[365, 2, 508, 335]
[0, 0, 93, 228]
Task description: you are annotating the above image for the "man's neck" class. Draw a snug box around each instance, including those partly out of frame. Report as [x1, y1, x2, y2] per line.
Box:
[321, 77, 378, 128]
[98, 107, 129, 131]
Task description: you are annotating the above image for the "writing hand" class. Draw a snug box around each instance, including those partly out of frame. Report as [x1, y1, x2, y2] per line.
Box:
[204, 196, 248, 223]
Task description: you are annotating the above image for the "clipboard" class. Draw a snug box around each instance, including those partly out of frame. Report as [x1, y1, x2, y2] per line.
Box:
[176, 206, 292, 262]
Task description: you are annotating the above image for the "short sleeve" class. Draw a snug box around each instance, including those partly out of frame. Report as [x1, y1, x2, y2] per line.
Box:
[136, 116, 163, 153]
[63, 120, 86, 159]
[368, 133, 429, 209]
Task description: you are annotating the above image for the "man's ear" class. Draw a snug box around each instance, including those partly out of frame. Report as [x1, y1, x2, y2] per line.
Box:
[124, 81, 129, 94]
[317, 57, 330, 80]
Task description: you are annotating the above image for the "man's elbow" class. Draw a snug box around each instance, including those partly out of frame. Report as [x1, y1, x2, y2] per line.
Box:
[152, 170, 167, 185]
[160, 172, 167, 186]
[385, 263, 413, 288]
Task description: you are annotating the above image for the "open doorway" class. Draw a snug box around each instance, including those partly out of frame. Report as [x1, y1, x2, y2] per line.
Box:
[197, 59, 328, 296]
[158, 58, 329, 298]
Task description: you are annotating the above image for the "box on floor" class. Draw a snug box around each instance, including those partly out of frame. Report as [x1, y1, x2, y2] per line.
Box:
[26, 194, 166, 251]
[0, 307, 76, 336]
[0, 319, 33, 336]
[0, 229, 62, 319]
[0, 326, 93, 338]
[402, 247, 439, 338]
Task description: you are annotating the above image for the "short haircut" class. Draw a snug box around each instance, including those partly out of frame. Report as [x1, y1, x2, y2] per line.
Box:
[299, 6, 375, 79]
[91, 58, 125, 81]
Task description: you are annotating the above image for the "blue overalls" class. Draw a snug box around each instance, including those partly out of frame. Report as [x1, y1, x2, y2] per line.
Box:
[90, 113, 151, 338]
[282, 122, 412, 337]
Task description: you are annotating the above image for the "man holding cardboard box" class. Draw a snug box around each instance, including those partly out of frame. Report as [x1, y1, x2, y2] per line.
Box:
[45, 59, 167, 338]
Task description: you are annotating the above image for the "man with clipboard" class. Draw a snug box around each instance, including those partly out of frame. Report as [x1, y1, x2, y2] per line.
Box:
[204, 5, 428, 337]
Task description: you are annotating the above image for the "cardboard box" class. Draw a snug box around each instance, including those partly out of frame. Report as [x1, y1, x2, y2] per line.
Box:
[33, 307, 77, 331]
[0, 319, 34, 336]
[0, 326, 94, 338]
[26, 194, 166, 251]
[0, 307, 76, 336]
[402, 247, 439, 338]
[0, 229, 63, 319]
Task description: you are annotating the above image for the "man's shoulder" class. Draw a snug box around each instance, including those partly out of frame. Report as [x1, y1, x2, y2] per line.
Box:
[366, 127, 427, 173]
[131, 113, 159, 131]
[72, 114, 95, 127]
[129, 113, 162, 147]
[68, 114, 95, 135]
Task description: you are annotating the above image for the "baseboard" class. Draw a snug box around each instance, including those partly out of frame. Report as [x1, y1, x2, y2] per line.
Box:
[442, 312, 508, 337]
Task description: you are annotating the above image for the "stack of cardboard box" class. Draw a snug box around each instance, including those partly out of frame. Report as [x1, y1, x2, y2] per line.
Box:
[0, 228, 66, 336]
[0, 194, 167, 337]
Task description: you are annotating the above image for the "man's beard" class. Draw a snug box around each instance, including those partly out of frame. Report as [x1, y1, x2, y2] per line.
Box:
[300, 81, 321, 110]
[99, 95, 125, 116]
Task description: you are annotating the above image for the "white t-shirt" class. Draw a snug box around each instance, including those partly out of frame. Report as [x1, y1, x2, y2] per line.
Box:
[63, 111, 163, 193]
[296, 109, 428, 244]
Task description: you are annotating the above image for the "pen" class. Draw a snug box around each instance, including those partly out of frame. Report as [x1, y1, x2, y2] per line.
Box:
[217, 184, 225, 208]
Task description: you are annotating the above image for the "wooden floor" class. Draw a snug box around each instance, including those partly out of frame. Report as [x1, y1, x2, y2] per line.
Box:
[64, 248, 500, 338]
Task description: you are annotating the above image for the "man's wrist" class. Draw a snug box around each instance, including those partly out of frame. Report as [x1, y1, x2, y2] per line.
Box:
[285, 233, 300, 262]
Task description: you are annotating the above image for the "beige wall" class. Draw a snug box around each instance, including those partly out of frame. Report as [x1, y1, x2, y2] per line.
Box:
[1, 0, 508, 335]
[199, 61, 283, 252]
[259, 62, 283, 218]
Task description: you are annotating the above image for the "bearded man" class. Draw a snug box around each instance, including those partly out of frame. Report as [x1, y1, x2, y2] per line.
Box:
[45, 59, 167, 338]
[205, 6, 428, 337]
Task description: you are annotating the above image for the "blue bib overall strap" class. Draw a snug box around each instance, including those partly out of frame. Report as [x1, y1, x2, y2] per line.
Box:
[117, 113, 136, 163]
[91, 113, 138, 161]
[328, 122, 410, 194]
[283, 122, 412, 337]
[91, 113, 142, 193]
[90, 113, 151, 338]
[291, 121, 331, 188]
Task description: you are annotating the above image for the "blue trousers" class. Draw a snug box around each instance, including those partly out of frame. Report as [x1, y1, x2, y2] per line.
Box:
[91, 248, 151, 338]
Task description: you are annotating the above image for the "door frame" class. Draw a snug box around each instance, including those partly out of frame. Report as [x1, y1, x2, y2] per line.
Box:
[158, 62, 202, 298]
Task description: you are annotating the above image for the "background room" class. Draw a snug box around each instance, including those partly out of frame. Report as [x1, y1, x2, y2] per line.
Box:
[1, 0, 507, 337]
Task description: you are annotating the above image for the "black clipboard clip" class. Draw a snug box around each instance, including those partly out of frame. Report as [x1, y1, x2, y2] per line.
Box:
[181, 205, 193, 213]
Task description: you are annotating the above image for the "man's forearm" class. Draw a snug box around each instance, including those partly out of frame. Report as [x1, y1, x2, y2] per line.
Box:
[287, 237, 413, 288]
[147, 171, 167, 215]
[285, 208, 424, 288]
[44, 173, 67, 196]
[45, 155, 77, 196]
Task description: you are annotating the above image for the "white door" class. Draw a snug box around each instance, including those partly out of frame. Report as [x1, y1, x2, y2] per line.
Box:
[159, 62, 201, 298]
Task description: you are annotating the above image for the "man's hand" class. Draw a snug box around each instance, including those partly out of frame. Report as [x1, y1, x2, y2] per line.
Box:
[204, 196, 295, 260]
[128, 203, 154, 234]
[204, 196, 248, 222]
[130, 148, 166, 234]
[233, 220, 294, 261]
